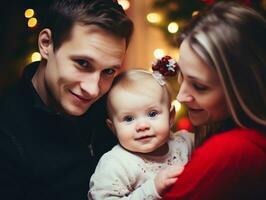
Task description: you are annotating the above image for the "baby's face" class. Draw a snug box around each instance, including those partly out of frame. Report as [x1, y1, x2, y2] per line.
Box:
[108, 87, 172, 155]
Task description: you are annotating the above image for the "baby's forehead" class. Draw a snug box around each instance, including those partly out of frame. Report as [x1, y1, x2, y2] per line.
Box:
[109, 89, 169, 112]
[109, 84, 170, 108]
[110, 79, 164, 97]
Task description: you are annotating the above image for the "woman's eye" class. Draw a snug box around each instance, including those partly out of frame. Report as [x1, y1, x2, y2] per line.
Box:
[148, 110, 158, 118]
[123, 115, 134, 122]
[193, 83, 207, 91]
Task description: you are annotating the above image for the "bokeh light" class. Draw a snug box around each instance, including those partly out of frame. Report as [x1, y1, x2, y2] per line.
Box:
[147, 12, 162, 24]
[27, 18, 37, 28]
[31, 52, 41, 62]
[24, 9, 34, 18]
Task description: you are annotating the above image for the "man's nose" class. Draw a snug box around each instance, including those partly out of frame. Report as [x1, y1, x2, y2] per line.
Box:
[80, 72, 101, 98]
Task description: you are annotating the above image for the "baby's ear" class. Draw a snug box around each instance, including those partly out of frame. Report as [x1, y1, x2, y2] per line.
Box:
[169, 106, 176, 127]
[106, 118, 115, 134]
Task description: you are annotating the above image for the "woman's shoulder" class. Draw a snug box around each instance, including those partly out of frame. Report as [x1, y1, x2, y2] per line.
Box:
[208, 128, 266, 148]
[198, 128, 266, 159]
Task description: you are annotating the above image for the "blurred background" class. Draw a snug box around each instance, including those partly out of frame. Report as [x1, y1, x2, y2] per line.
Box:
[1, 0, 265, 130]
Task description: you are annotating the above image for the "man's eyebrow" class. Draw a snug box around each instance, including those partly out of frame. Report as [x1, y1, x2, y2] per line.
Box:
[70, 55, 94, 61]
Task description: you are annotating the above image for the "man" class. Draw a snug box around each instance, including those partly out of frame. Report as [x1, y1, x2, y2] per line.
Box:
[0, 0, 133, 199]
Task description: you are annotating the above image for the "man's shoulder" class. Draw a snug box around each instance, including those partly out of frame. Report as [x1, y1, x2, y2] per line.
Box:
[0, 81, 33, 132]
[0, 83, 21, 114]
[0, 62, 37, 111]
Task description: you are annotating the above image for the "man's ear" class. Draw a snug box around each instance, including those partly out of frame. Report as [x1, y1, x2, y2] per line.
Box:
[169, 106, 176, 128]
[38, 28, 53, 60]
[106, 118, 116, 134]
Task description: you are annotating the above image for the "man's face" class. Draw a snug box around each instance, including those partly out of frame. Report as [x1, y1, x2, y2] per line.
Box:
[43, 24, 126, 116]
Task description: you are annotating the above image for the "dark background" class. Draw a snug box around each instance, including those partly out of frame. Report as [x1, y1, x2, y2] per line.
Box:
[1, 0, 265, 92]
[0, 0, 53, 91]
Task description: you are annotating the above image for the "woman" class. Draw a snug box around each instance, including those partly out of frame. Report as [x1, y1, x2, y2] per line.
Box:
[163, 2, 266, 200]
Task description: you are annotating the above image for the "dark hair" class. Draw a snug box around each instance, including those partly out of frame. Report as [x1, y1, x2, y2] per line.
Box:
[44, 0, 133, 50]
[178, 2, 266, 135]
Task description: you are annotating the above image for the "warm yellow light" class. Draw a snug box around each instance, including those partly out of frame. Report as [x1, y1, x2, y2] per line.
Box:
[146, 12, 162, 24]
[28, 18, 37, 28]
[172, 100, 182, 112]
[118, 0, 130, 10]
[153, 49, 165, 59]
[25, 9, 34, 18]
[31, 52, 41, 62]
[192, 11, 199, 17]
[168, 22, 179, 33]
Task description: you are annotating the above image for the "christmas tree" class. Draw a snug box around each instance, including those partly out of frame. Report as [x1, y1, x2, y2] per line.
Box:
[149, 0, 266, 47]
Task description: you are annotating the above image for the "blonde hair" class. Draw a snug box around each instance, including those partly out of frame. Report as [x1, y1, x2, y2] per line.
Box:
[107, 69, 173, 117]
[178, 2, 266, 141]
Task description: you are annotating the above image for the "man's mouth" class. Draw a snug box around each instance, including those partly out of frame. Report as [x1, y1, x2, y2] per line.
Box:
[70, 90, 91, 103]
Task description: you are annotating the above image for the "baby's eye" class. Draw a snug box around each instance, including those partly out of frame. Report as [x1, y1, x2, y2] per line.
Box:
[123, 115, 134, 122]
[148, 110, 158, 118]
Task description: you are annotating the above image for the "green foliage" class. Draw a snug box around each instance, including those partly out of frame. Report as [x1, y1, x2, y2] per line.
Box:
[150, 0, 266, 47]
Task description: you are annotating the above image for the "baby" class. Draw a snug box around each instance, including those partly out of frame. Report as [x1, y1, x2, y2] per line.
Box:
[88, 57, 194, 199]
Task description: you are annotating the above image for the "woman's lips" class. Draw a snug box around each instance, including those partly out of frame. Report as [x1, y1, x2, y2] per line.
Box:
[187, 106, 205, 113]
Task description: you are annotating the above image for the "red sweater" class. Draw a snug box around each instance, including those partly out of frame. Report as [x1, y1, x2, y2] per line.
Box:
[163, 128, 266, 200]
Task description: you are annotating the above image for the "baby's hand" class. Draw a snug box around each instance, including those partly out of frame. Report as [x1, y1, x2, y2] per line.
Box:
[154, 164, 184, 195]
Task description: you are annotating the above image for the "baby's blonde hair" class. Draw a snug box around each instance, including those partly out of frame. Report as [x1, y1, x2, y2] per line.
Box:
[107, 69, 173, 118]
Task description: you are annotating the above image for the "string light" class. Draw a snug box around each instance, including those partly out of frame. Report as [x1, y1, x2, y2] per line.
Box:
[24, 9, 34, 18]
[146, 12, 162, 24]
[31, 52, 41, 62]
[167, 22, 179, 33]
[28, 18, 37, 28]
[192, 11, 199, 17]
[153, 49, 165, 59]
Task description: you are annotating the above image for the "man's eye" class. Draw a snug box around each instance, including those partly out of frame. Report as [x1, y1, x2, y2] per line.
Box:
[76, 60, 90, 68]
[123, 115, 134, 122]
[148, 110, 158, 118]
[103, 68, 116, 76]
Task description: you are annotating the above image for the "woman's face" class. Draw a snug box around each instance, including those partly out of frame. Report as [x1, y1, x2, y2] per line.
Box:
[176, 40, 229, 126]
